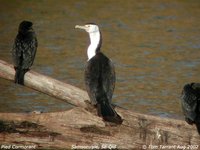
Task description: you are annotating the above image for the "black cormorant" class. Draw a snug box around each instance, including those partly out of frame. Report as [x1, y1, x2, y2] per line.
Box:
[75, 23, 123, 124]
[12, 21, 37, 85]
[181, 83, 200, 134]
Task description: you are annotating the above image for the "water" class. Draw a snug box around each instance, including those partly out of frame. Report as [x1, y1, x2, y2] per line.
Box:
[0, 0, 199, 119]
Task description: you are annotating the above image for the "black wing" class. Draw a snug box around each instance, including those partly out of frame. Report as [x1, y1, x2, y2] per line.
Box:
[181, 83, 199, 122]
[12, 33, 37, 69]
[102, 58, 115, 103]
[84, 56, 100, 105]
[23, 35, 37, 69]
[12, 37, 21, 67]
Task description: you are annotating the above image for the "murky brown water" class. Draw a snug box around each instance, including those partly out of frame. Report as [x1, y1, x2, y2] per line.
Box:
[0, 0, 199, 119]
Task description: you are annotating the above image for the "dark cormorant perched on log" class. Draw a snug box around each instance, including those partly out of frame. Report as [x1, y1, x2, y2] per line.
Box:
[12, 20, 37, 85]
[181, 83, 200, 134]
[75, 23, 123, 124]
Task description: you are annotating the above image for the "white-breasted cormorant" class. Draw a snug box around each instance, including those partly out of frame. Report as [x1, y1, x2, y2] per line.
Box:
[12, 21, 37, 85]
[181, 83, 200, 134]
[75, 23, 123, 124]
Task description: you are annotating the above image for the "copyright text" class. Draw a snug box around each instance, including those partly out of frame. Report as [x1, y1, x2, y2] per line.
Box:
[142, 144, 199, 150]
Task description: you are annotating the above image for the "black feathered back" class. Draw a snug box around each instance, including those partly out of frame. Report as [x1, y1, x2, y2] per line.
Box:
[12, 21, 37, 85]
[85, 52, 115, 105]
[84, 52, 122, 124]
[181, 83, 200, 134]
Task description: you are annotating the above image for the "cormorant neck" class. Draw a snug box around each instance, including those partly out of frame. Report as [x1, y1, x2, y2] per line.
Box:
[87, 31, 101, 60]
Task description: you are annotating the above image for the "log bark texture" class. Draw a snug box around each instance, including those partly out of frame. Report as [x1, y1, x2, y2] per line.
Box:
[0, 59, 200, 149]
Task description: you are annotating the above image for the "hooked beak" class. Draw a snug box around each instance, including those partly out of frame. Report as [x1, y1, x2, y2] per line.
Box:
[192, 83, 200, 90]
[28, 27, 34, 32]
[75, 25, 88, 31]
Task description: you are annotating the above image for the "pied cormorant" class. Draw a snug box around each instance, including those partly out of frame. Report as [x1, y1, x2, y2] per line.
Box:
[12, 20, 37, 85]
[75, 23, 123, 124]
[181, 83, 200, 134]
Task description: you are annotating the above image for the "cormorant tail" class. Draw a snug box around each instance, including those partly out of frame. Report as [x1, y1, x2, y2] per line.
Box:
[14, 67, 28, 85]
[97, 101, 123, 124]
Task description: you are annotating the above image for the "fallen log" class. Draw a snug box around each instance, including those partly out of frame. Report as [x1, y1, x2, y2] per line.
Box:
[0, 59, 200, 149]
[0, 60, 88, 108]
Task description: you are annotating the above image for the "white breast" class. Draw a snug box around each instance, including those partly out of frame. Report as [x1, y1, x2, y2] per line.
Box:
[87, 31, 100, 60]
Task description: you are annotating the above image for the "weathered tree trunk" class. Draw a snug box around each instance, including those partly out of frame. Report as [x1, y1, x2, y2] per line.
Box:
[0, 59, 200, 149]
[0, 60, 88, 108]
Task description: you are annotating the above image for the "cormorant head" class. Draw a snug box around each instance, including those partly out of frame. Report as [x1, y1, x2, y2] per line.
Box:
[18, 20, 33, 34]
[75, 23, 99, 34]
[191, 83, 200, 90]
[75, 23, 102, 60]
